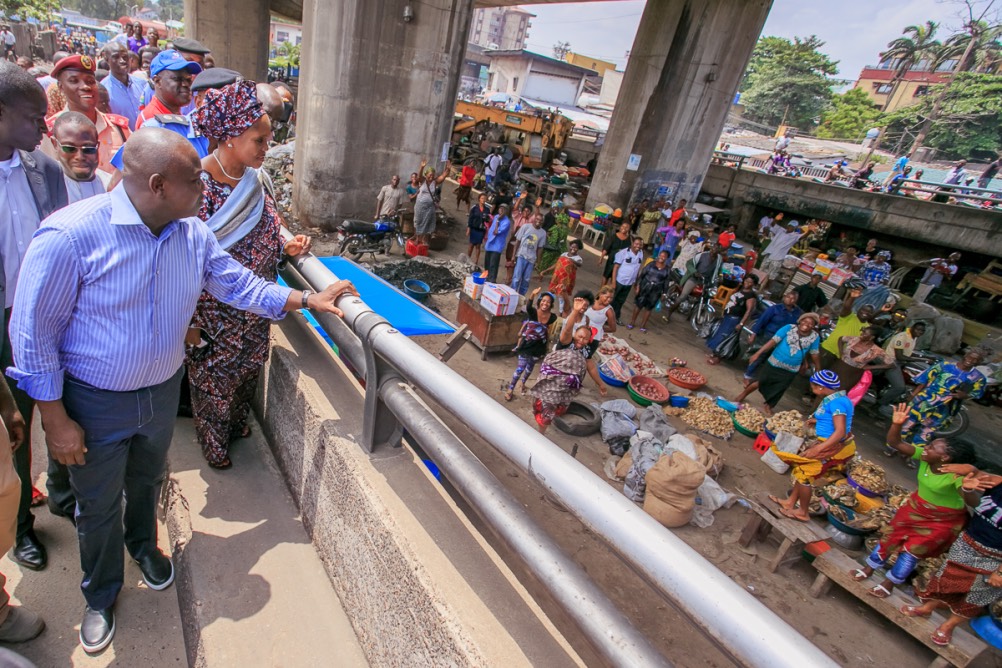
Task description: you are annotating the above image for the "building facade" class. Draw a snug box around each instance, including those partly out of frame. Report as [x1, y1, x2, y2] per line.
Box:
[853, 57, 953, 113]
[486, 50, 594, 107]
[565, 52, 617, 79]
[468, 6, 534, 51]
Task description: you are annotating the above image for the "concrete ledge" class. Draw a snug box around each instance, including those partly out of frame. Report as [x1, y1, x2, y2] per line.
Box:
[256, 315, 583, 667]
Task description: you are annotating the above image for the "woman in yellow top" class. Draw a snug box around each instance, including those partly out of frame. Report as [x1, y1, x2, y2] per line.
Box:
[850, 403, 983, 598]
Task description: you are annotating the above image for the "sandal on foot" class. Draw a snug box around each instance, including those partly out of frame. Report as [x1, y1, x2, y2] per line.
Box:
[868, 584, 893, 599]
[208, 457, 232, 470]
[850, 569, 871, 582]
[778, 507, 810, 522]
[640, 328, 647, 333]
[504, 389, 514, 402]
[767, 494, 788, 507]
[901, 605, 931, 618]
[627, 324, 634, 330]
[931, 628, 953, 646]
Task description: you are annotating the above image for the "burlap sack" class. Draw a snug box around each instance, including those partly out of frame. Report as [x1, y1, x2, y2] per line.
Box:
[643, 493, 692, 528]
[684, 432, 725, 478]
[643, 452, 705, 527]
[615, 450, 633, 479]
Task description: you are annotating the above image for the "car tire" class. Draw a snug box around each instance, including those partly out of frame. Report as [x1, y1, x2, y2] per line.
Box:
[554, 400, 601, 437]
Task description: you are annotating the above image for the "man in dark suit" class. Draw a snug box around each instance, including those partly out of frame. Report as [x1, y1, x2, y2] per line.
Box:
[0, 61, 71, 578]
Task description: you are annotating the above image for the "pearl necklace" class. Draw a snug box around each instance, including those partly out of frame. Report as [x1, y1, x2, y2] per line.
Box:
[212, 150, 246, 181]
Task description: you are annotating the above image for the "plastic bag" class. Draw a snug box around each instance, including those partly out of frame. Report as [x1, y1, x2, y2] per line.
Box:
[847, 370, 872, 406]
[690, 477, 737, 528]
[760, 431, 804, 474]
[713, 328, 742, 361]
[600, 399, 638, 442]
[639, 405, 677, 443]
[607, 436, 631, 456]
[643, 451, 705, 527]
[623, 431, 661, 502]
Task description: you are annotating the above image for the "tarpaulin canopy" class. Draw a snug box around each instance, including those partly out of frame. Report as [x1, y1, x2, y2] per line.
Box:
[281, 257, 456, 337]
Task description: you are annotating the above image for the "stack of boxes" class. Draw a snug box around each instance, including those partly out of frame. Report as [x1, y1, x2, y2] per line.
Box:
[463, 275, 484, 301]
[479, 283, 519, 316]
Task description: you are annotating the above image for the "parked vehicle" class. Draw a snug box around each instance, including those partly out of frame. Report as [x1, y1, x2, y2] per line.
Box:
[336, 212, 406, 261]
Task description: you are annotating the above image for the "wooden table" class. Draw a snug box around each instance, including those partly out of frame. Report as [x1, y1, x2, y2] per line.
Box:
[455, 291, 524, 360]
[738, 491, 831, 572]
[810, 549, 988, 668]
[519, 173, 578, 203]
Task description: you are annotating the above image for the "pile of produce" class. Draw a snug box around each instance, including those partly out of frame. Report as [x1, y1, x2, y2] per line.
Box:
[598, 335, 664, 376]
[820, 482, 858, 509]
[847, 459, 889, 496]
[667, 368, 706, 387]
[734, 407, 766, 434]
[765, 410, 806, 438]
[679, 396, 733, 439]
[662, 406, 687, 417]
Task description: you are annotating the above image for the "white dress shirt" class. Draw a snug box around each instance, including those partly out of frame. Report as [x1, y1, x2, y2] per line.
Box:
[0, 152, 42, 308]
[64, 172, 108, 204]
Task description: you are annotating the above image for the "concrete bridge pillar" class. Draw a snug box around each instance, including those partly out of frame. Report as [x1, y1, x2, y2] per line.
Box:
[587, 0, 772, 211]
[294, 0, 475, 228]
[182, 0, 271, 81]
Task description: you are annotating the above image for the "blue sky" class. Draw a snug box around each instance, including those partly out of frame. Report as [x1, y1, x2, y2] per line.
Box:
[523, 0, 976, 81]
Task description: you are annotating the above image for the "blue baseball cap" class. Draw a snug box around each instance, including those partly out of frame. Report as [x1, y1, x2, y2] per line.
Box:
[150, 49, 203, 77]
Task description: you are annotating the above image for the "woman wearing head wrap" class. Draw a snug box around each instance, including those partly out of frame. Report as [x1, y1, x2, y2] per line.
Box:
[768, 370, 856, 521]
[735, 312, 821, 414]
[850, 403, 985, 601]
[186, 81, 312, 469]
[412, 157, 451, 248]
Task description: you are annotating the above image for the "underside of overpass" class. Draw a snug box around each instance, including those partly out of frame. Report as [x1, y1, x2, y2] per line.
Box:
[269, 0, 621, 21]
[184, 0, 772, 226]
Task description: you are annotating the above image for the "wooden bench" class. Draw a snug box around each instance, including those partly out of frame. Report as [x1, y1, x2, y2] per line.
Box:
[810, 548, 989, 668]
[738, 491, 831, 572]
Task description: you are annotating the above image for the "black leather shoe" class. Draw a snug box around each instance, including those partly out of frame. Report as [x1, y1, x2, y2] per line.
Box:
[79, 606, 114, 654]
[11, 531, 47, 571]
[135, 550, 174, 591]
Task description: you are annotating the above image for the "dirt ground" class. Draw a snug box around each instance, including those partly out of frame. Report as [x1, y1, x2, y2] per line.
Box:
[293, 183, 1002, 668]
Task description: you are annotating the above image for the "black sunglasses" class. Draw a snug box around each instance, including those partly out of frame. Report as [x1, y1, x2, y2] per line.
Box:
[57, 142, 98, 155]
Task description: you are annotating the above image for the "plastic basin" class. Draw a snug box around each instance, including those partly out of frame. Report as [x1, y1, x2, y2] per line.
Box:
[403, 279, 430, 302]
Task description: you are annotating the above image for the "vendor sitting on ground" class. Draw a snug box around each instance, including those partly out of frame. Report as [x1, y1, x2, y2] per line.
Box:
[851, 403, 982, 599]
[769, 370, 856, 522]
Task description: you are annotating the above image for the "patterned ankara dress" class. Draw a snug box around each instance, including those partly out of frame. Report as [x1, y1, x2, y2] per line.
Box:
[186, 173, 282, 465]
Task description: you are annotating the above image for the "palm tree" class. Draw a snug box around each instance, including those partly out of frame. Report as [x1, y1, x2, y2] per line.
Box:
[878, 21, 941, 111]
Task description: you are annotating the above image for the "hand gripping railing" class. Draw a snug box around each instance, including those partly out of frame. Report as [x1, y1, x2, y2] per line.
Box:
[279, 229, 838, 668]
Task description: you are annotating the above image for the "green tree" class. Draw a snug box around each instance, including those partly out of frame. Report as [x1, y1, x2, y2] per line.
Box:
[883, 72, 1002, 159]
[815, 88, 882, 140]
[879, 21, 941, 111]
[1, 0, 60, 19]
[739, 36, 839, 130]
[272, 40, 300, 68]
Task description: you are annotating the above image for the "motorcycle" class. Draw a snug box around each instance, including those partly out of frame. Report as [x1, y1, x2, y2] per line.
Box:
[859, 352, 970, 439]
[660, 270, 705, 322]
[336, 212, 406, 262]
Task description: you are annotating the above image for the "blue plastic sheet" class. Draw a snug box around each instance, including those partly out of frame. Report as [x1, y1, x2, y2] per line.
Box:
[280, 257, 456, 337]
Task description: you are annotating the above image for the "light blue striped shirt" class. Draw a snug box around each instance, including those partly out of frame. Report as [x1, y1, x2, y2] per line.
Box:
[8, 185, 292, 400]
[100, 74, 146, 130]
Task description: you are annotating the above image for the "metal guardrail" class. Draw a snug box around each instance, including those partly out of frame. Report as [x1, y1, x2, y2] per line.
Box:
[279, 229, 838, 668]
[893, 178, 1001, 203]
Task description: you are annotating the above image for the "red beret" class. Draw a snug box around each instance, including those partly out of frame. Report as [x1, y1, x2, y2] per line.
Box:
[51, 55, 96, 78]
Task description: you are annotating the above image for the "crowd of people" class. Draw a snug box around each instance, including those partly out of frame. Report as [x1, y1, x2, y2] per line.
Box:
[0, 22, 347, 655]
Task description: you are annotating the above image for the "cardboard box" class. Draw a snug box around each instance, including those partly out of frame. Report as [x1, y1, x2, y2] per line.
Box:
[827, 268, 853, 287]
[464, 276, 483, 300]
[480, 283, 519, 316]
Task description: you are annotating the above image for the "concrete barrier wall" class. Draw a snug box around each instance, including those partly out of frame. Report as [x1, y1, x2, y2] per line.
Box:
[702, 164, 1002, 256]
[254, 319, 583, 668]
